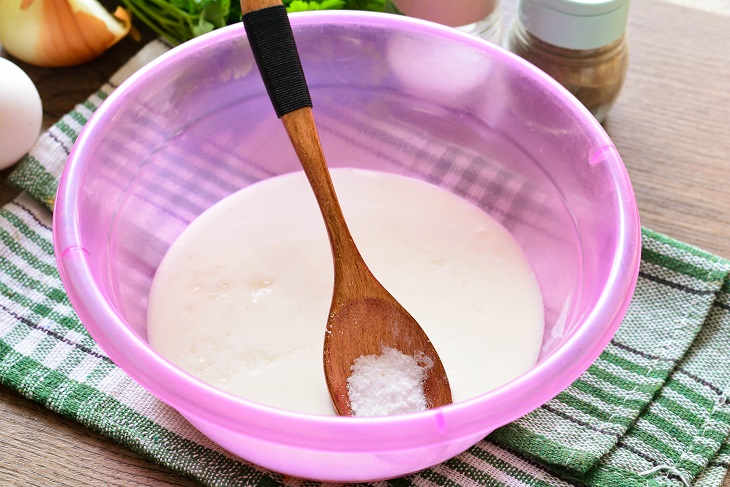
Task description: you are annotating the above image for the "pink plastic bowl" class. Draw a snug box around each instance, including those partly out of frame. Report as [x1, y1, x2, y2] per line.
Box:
[54, 11, 640, 482]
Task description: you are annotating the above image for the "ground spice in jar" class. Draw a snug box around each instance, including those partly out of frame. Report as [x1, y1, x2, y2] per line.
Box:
[506, 0, 630, 123]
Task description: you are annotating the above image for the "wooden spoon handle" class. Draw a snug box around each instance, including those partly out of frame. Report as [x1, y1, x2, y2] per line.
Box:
[241, 0, 312, 118]
[241, 0, 281, 11]
[280, 108, 365, 283]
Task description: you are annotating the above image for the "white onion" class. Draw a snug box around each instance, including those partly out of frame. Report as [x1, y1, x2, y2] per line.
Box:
[0, 0, 131, 67]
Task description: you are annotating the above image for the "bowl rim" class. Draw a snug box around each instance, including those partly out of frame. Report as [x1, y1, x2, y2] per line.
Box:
[53, 10, 641, 452]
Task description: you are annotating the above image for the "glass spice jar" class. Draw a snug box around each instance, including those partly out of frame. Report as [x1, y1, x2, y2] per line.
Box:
[506, 0, 630, 123]
[385, 0, 503, 45]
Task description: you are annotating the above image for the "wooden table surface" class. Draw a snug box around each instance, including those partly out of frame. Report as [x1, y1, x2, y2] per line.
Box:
[1, 1, 729, 485]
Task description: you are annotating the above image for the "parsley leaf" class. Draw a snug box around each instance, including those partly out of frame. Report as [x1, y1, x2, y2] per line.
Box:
[286, 0, 346, 12]
[120, 0, 384, 45]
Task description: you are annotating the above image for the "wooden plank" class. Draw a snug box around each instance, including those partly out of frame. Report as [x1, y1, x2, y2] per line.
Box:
[604, 2, 730, 258]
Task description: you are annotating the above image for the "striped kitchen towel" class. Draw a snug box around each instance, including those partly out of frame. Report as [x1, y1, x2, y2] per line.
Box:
[3, 39, 730, 486]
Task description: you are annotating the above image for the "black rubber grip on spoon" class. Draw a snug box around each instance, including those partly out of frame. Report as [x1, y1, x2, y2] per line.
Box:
[242, 5, 313, 118]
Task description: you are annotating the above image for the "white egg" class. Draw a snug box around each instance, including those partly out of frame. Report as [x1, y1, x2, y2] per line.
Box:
[0, 57, 43, 169]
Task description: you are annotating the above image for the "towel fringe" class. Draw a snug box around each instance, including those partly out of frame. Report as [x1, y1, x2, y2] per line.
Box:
[638, 465, 691, 487]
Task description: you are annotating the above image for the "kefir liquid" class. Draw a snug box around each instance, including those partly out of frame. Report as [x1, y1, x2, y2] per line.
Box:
[147, 169, 544, 415]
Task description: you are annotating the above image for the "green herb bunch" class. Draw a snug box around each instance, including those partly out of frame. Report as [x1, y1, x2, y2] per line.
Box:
[120, 0, 385, 45]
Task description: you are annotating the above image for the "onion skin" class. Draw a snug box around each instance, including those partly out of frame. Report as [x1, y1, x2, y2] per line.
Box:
[0, 0, 132, 67]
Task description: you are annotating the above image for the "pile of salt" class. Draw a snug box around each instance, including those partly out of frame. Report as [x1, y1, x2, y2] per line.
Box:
[347, 347, 432, 417]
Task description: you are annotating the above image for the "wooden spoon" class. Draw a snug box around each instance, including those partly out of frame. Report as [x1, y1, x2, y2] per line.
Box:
[240, 0, 452, 416]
